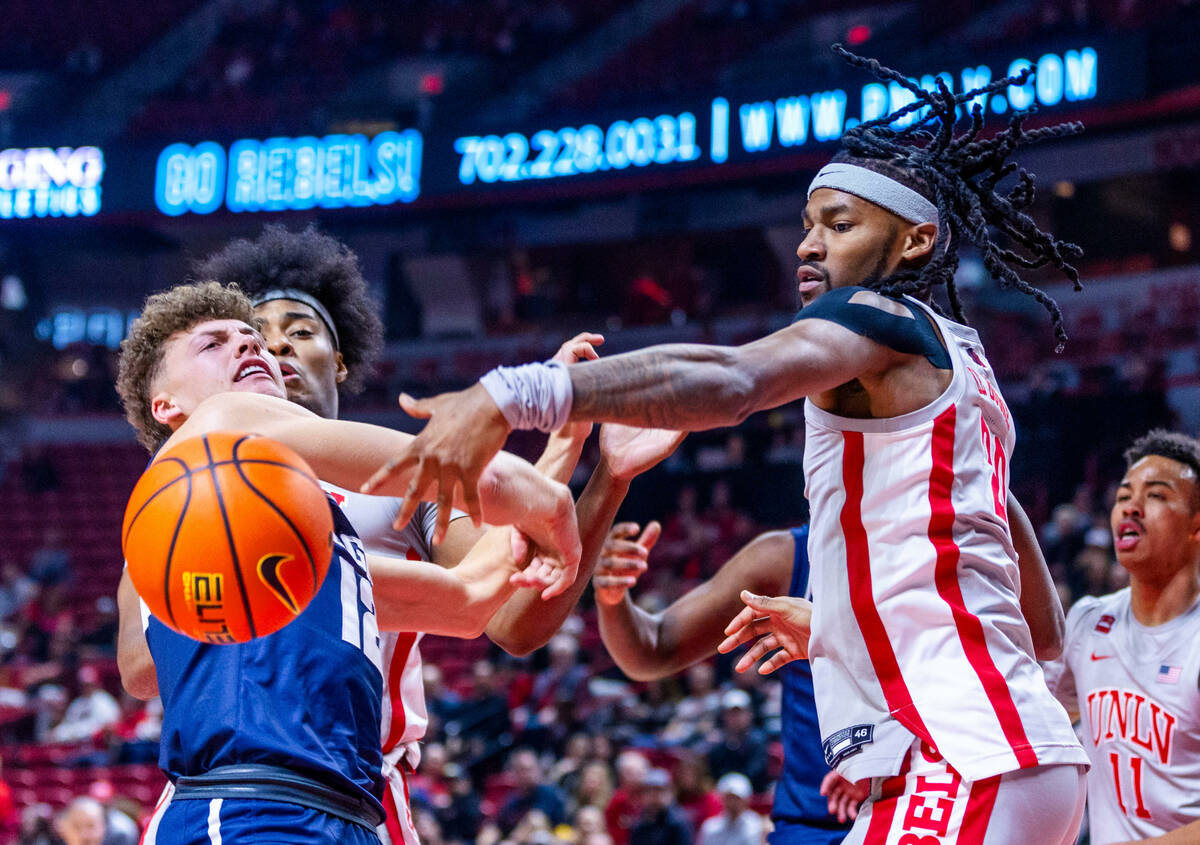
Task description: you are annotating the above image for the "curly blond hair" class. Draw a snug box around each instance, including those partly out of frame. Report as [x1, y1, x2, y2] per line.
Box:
[117, 281, 255, 452]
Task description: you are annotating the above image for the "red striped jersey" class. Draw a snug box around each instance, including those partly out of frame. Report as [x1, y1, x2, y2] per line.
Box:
[802, 297, 1087, 783]
[321, 483, 456, 758]
[1044, 590, 1200, 842]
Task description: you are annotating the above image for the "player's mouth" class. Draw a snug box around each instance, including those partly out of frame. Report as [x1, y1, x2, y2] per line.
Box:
[233, 357, 276, 384]
[278, 362, 303, 383]
[796, 266, 827, 296]
[1115, 520, 1142, 552]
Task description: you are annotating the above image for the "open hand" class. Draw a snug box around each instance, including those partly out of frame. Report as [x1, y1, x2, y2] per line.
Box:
[362, 383, 511, 540]
[718, 591, 813, 674]
[593, 521, 660, 605]
[819, 771, 869, 823]
[598, 425, 686, 481]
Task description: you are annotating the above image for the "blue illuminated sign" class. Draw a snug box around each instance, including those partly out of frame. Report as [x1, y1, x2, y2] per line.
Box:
[0, 146, 104, 219]
[454, 47, 1099, 188]
[35, 307, 139, 350]
[454, 113, 699, 185]
[155, 130, 423, 216]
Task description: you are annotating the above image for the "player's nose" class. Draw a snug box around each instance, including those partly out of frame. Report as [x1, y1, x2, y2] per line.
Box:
[797, 231, 824, 261]
[264, 332, 293, 358]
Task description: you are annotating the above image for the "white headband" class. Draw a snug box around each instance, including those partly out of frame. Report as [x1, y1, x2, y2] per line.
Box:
[252, 288, 340, 350]
[808, 162, 938, 226]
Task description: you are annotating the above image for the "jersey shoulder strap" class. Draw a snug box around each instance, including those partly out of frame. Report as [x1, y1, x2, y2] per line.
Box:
[793, 286, 951, 369]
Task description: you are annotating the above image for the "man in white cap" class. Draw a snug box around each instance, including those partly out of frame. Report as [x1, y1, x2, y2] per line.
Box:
[697, 774, 766, 845]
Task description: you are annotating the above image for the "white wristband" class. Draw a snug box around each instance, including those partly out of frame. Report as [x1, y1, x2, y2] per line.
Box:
[479, 361, 574, 432]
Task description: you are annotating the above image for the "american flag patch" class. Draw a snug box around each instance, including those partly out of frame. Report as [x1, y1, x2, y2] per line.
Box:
[1158, 665, 1182, 684]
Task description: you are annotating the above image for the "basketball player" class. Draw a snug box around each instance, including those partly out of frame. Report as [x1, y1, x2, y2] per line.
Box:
[113, 282, 580, 844]
[594, 489, 1060, 844]
[1041, 430, 1200, 845]
[594, 521, 853, 844]
[191, 225, 683, 845]
[364, 47, 1092, 843]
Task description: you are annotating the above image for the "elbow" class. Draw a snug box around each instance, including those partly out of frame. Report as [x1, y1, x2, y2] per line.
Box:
[1032, 622, 1066, 662]
[118, 654, 159, 701]
[490, 631, 541, 658]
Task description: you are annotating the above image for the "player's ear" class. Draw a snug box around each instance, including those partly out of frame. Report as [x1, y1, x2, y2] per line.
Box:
[902, 222, 938, 263]
[334, 351, 348, 384]
[151, 391, 185, 427]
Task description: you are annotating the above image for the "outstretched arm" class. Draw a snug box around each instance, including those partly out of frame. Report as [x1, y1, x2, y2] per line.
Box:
[596, 530, 796, 681]
[171, 391, 580, 595]
[363, 319, 893, 523]
[1009, 493, 1065, 660]
[373, 529, 530, 638]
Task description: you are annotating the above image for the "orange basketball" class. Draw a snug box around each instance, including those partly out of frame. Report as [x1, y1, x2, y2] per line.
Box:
[122, 431, 334, 644]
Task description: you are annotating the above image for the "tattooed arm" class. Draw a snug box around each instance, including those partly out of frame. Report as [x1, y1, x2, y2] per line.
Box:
[364, 317, 894, 527]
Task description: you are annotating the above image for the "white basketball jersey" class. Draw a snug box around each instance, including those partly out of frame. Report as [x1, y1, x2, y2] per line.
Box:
[1044, 590, 1200, 843]
[803, 297, 1087, 783]
[321, 483, 461, 758]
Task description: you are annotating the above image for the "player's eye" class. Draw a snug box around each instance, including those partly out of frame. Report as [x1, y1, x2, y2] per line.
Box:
[833, 222, 853, 233]
[203, 340, 220, 350]
[292, 329, 313, 338]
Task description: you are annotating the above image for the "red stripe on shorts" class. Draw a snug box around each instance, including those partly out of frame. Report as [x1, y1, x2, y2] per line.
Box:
[957, 774, 1001, 844]
[383, 776, 405, 845]
[927, 407, 1038, 769]
[841, 431, 935, 748]
[382, 631, 418, 750]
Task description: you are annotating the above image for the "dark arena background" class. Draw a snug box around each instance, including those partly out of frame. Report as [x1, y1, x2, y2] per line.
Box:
[0, 1, 1198, 843]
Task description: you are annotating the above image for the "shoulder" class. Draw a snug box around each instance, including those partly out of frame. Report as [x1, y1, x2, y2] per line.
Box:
[1063, 591, 1126, 649]
[722, 531, 796, 595]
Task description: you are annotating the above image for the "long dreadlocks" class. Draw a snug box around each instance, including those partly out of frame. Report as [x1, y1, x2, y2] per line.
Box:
[830, 45, 1084, 351]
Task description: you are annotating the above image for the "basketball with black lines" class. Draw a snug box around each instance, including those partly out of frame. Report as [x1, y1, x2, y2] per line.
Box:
[122, 431, 334, 643]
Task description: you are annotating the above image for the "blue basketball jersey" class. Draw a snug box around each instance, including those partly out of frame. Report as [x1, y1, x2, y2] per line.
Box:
[146, 496, 386, 816]
[770, 526, 850, 840]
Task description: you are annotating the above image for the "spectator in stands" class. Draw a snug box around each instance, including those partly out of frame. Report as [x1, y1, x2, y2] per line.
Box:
[414, 806, 448, 845]
[567, 759, 614, 818]
[605, 751, 649, 845]
[31, 683, 67, 743]
[423, 663, 462, 742]
[28, 527, 70, 587]
[436, 763, 483, 845]
[53, 797, 106, 845]
[629, 768, 692, 845]
[695, 774, 765, 845]
[496, 749, 568, 835]
[107, 692, 161, 765]
[548, 732, 593, 794]
[84, 781, 139, 845]
[410, 741, 453, 810]
[448, 659, 514, 777]
[704, 690, 769, 793]
[573, 804, 613, 845]
[0, 562, 37, 620]
[521, 633, 590, 749]
[670, 751, 721, 832]
[661, 662, 721, 745]
[17, 802, 55, 845]
[657, 486, 715, 582]
[48, 666, 120, 743]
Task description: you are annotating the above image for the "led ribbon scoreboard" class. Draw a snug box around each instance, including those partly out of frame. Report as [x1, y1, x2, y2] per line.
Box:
[0, 43, 1115, 220]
